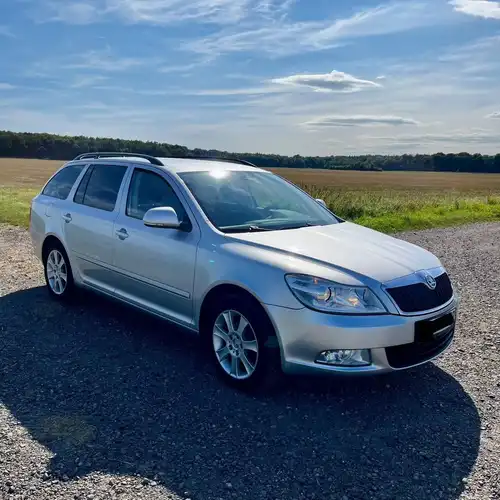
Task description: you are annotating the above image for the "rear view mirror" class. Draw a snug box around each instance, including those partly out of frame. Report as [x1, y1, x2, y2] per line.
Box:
[143, 207, 181, 229]
[316, 199, 327, 208]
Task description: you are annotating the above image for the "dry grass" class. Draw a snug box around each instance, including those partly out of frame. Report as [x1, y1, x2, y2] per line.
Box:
[269, 167, 500, 192]
[2, 159, 500, 192]
[1, 158, 500, 232]
[0, 158, 64, 188]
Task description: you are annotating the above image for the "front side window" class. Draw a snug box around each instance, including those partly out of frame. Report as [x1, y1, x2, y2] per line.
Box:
[42, 164, 85, 200]
[75, 164, 127, 212]
[126, 169, 188, 222]
[179, 170, 339, 232]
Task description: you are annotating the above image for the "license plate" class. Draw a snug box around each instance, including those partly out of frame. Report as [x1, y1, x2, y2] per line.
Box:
[416, 312, 455, 343]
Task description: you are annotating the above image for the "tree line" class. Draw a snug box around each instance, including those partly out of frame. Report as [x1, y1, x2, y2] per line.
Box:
[1, 130, 500, 173]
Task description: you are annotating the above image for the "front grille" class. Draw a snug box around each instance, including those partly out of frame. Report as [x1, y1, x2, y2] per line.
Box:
[386, 273, 453, 313]
[386, 313, 455, 368]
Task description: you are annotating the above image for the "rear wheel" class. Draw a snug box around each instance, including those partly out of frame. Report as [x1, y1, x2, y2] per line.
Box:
[204, 294, 281, 391]
[43, 243, 75, 301]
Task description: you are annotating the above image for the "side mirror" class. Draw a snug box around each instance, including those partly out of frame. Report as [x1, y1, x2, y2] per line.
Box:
[315, 199, 327, 208]
[143, 207, 181, 229]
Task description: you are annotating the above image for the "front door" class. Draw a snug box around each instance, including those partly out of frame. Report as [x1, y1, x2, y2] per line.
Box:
[112, 167, 200, 327]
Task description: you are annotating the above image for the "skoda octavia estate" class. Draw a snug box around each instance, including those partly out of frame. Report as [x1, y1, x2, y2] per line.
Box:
[30, 153, 458, 389]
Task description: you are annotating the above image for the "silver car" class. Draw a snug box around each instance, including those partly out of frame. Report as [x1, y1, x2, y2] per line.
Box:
[30, 152, 458, 389]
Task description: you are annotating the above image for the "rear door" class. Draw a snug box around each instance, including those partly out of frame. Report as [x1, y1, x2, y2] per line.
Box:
[62, 163, 129, 293]
[111, 166, 200, 327]
[30, 163, 87, 253]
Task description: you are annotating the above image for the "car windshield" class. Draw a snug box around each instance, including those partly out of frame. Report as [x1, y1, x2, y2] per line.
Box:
[179, 170, 340, 233]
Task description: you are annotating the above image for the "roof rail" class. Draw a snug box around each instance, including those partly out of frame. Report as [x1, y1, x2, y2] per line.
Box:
[166, 156, 257, 167]
[73, 152, 258, 168]
[73, 152, 164, 166]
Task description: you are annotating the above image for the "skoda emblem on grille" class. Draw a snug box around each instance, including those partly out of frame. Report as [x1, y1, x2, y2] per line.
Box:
[423, 273, 437, 290]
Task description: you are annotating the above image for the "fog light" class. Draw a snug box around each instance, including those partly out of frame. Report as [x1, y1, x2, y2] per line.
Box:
[316, 349, 371, 366]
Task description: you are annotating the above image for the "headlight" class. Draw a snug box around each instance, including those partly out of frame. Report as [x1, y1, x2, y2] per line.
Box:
[285, 274, 387, 314]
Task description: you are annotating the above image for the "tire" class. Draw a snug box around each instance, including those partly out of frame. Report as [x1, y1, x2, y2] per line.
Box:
[43, 241, 75, 301]
[203, 293, 282, 392]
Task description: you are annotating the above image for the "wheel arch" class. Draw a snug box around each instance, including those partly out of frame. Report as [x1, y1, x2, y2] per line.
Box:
[197, 282, 283, 358]
[41, 234, 69, 262]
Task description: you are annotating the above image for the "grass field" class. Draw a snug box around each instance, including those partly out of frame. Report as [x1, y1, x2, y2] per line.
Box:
[1, 158, 500, 232]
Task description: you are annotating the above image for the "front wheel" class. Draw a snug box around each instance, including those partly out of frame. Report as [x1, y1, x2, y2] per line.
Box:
[205, 295, 281, 391]
[213, 309, 259, 381]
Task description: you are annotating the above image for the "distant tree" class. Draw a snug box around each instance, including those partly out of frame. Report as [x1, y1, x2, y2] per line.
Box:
[36, 145, 48, 159]
[0, 130, 498, 173]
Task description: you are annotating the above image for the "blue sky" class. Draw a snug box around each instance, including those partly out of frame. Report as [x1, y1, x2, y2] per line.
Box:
[1, 0, 500, 155]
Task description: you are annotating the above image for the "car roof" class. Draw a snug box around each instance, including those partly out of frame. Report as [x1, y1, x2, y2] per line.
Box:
[69, 156, 267, 174]
[157, 157, 265, 174]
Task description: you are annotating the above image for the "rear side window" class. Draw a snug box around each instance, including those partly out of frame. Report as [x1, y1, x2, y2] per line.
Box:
[42, 164, 85, 200]
[74, 164, 127, 212]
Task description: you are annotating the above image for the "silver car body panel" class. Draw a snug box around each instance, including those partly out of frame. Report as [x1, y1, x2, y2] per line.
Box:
[30, 157, 459, 376]
[268, 296, 458, 374]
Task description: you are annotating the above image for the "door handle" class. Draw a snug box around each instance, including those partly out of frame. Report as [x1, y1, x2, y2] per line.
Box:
[116, 228, 129, 240]
[62, 213, 72, 223]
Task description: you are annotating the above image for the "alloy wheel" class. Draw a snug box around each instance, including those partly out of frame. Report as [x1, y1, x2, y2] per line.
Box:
[46, 249, 68, 295]
[212, 309, 259, 380]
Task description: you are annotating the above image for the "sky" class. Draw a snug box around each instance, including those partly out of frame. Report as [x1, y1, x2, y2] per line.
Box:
[0, 0, 500, 156]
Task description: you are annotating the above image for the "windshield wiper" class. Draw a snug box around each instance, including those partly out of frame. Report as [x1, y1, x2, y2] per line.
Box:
[223, 221, 318, 233]
[275, 221, 318, 231]
[222, 224, 275, 233]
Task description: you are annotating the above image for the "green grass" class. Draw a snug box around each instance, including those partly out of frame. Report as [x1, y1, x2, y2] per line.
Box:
[1, 185, 500, 233]
[0, 188, 38, 228]
[305, 185, 500, 233]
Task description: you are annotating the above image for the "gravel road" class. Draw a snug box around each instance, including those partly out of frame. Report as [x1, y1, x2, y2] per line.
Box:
[0, 222, 499, 500]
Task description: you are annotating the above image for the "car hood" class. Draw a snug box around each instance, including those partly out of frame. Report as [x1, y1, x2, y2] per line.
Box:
[227, 222, 441, 283]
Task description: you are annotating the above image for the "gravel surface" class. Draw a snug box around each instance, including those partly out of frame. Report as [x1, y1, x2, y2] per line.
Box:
[0, 222, 499, 500]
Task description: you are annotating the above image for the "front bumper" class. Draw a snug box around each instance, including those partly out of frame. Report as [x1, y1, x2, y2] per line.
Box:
[266, 297, 458, 375]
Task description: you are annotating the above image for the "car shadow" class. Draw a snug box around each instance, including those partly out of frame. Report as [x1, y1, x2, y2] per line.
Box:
[0, 286, 480, 500]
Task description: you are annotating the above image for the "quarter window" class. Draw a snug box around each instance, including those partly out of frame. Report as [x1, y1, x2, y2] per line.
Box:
[126, 169, 187, 222]
[42, 164, 85, 200]
[74, 164, 127, 212]
[73, 165, 93, 205]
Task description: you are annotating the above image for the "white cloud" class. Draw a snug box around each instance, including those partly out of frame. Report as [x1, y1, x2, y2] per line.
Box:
[91, 85, 175, 96]
[184, 70, 381, 96]
[159, 59, 213, 74]
[66, 49, 146, 71]
[271, 70, 381, 93]
[307, 2, 447, 47]
[486, 111, 500, 118]
[0, 98, 26, 108]
[183, 23, 327, 57]
[367, 131, 500, 144]
[305, 115, 420, 128]
[108, 0, 252, 24]
[450, 0, 500, 19]
[27, 48, 162, 80]
[5, 1, 500, 156]
[186, 85, 285, 96]
[185, 0, 456, 57]
[35, 0, 296, 25]
[255, 0, 294, 13]
[0, 26, 14, 37]
[68, 102, 113, 111]
[48, 2, 99, 24]
[439, 35, 500, 62]
[70, 75, 109, 88]
[32, 0, 459, 60]
[0, 83, 16, 90]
